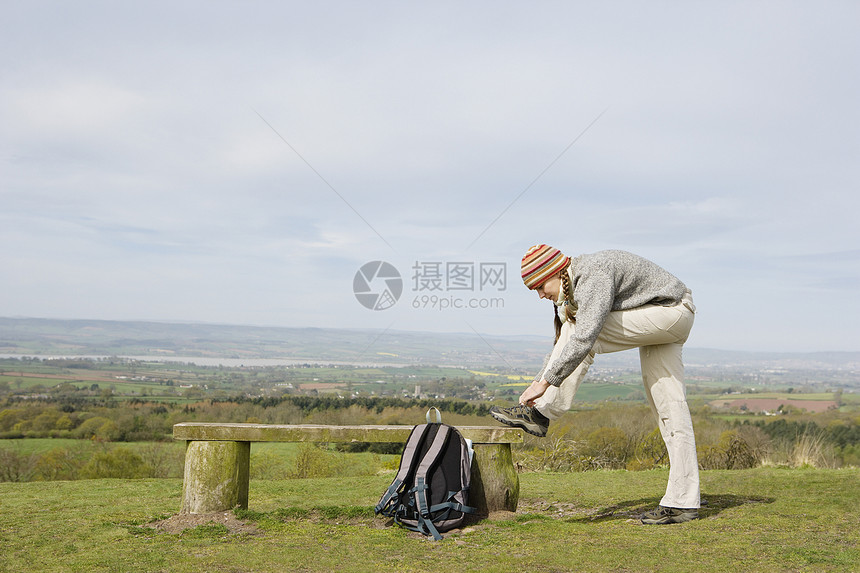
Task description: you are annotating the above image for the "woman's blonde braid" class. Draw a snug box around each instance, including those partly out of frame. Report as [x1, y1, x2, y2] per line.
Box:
[552, 261, 576, 343]
[559, 263, 577, 322]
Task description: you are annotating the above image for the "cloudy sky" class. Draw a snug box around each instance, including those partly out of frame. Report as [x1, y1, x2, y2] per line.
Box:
[2, 1, 858, 354]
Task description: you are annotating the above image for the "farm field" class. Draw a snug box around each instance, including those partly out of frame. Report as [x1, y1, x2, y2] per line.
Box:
[3, 352, 858, 411]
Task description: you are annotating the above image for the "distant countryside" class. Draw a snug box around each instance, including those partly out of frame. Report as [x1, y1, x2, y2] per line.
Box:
[1, 317, 859, 482]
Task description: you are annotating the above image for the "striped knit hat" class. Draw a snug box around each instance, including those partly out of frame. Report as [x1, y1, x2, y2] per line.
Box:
[521, 244, 570, 289]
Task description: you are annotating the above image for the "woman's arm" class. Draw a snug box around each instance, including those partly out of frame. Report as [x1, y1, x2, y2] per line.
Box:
[543, 268, 616, 386]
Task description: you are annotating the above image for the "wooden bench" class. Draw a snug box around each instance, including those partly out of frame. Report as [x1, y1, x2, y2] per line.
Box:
[173, 422, 523, 516]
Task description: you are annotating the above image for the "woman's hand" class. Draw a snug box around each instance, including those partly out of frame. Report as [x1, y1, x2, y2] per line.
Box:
[519, 379, 550, 407]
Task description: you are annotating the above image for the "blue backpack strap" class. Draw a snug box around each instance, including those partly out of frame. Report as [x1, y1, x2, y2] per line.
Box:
[374, 478, 403, 516]
[418, 513, 443, 541]
[429, 490, 477, 515]
[395, 509, 443, 541]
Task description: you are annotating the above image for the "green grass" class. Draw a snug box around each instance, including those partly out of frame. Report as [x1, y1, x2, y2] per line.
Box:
[0, 438, 96, 454]
[571, 382, 641, 402]
[1, 468, 857, 572]
[0, 438, 185, 456]
[0, 439, 399, 482]
[0, 375, 65, 389]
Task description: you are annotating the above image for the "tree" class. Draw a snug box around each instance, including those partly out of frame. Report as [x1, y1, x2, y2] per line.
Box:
[32, 408, 62, 433]
[0, 408, 26, 432]
[75, 416, 113, 439]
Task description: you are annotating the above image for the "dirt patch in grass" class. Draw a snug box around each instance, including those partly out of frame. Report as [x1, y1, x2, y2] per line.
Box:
[146, 512, 262, 535]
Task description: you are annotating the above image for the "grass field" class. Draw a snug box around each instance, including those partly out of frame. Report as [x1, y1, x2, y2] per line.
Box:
[1, 467, 857, 572]
[0, 438, 147, 455]
[0, 439, 400, 482]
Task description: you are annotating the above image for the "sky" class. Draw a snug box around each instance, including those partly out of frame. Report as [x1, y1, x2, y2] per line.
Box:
[2, 1, 859, 354]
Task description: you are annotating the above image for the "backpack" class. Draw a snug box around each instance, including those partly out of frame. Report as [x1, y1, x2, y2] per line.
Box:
[375, 408, 476, 540]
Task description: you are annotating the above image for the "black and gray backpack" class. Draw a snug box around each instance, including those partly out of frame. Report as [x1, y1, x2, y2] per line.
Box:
[375, 408, 476, 540]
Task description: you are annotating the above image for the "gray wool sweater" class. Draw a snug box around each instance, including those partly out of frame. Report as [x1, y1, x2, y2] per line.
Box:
[540, 250, 688, 387]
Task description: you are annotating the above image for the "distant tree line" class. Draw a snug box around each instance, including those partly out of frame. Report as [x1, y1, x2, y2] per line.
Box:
[0, 395, 490, 442]
[2, 395, 859, 482]
[750, 417, 860, 449]
[217, 395, 491, 417]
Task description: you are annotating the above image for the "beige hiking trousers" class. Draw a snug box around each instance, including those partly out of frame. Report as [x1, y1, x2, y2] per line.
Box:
[534, 290, 700, 509]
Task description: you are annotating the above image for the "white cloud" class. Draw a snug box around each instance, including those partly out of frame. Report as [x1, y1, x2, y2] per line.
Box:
[5, 81, 145, 134]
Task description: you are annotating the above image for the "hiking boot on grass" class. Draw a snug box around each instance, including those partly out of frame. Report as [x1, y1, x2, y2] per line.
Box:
[640, 506, 699, 525]
[489, 405, 549, 437]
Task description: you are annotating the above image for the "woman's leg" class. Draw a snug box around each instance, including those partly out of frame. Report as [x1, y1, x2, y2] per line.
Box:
[594, 291, 699, 508]
[640, 343, 700, 509]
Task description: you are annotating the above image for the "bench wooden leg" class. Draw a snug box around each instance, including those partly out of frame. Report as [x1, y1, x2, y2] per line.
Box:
[470, 443, 519, 515]
[180, 441, 250, 514]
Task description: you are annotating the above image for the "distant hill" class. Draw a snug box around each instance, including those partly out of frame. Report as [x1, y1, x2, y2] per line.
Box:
[0, 316, 549, 369]
[1, 317, 858, 372]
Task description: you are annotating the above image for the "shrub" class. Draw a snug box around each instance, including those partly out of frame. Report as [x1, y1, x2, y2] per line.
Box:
[137, 442, 184, 478]
[34, 447, 87, 481]
[0, 446, 37, 482]
[80, 447, 148, 479]
[627, 428, 667, 471]
[580, 427, 629, 470]
[289, 443, 346, 478]
[515, 423, 582, 472]
[250, 449, 287, 480]
[838, 443, 860, 467]
[699, 430, 756, 470]
[790, 430, 834, 469]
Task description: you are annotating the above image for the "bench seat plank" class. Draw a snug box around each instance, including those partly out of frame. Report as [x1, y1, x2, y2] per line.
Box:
[173, 422, 522, 444]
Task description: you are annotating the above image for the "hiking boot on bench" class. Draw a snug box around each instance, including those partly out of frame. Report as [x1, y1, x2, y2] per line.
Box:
[489, 405, 549, 437]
